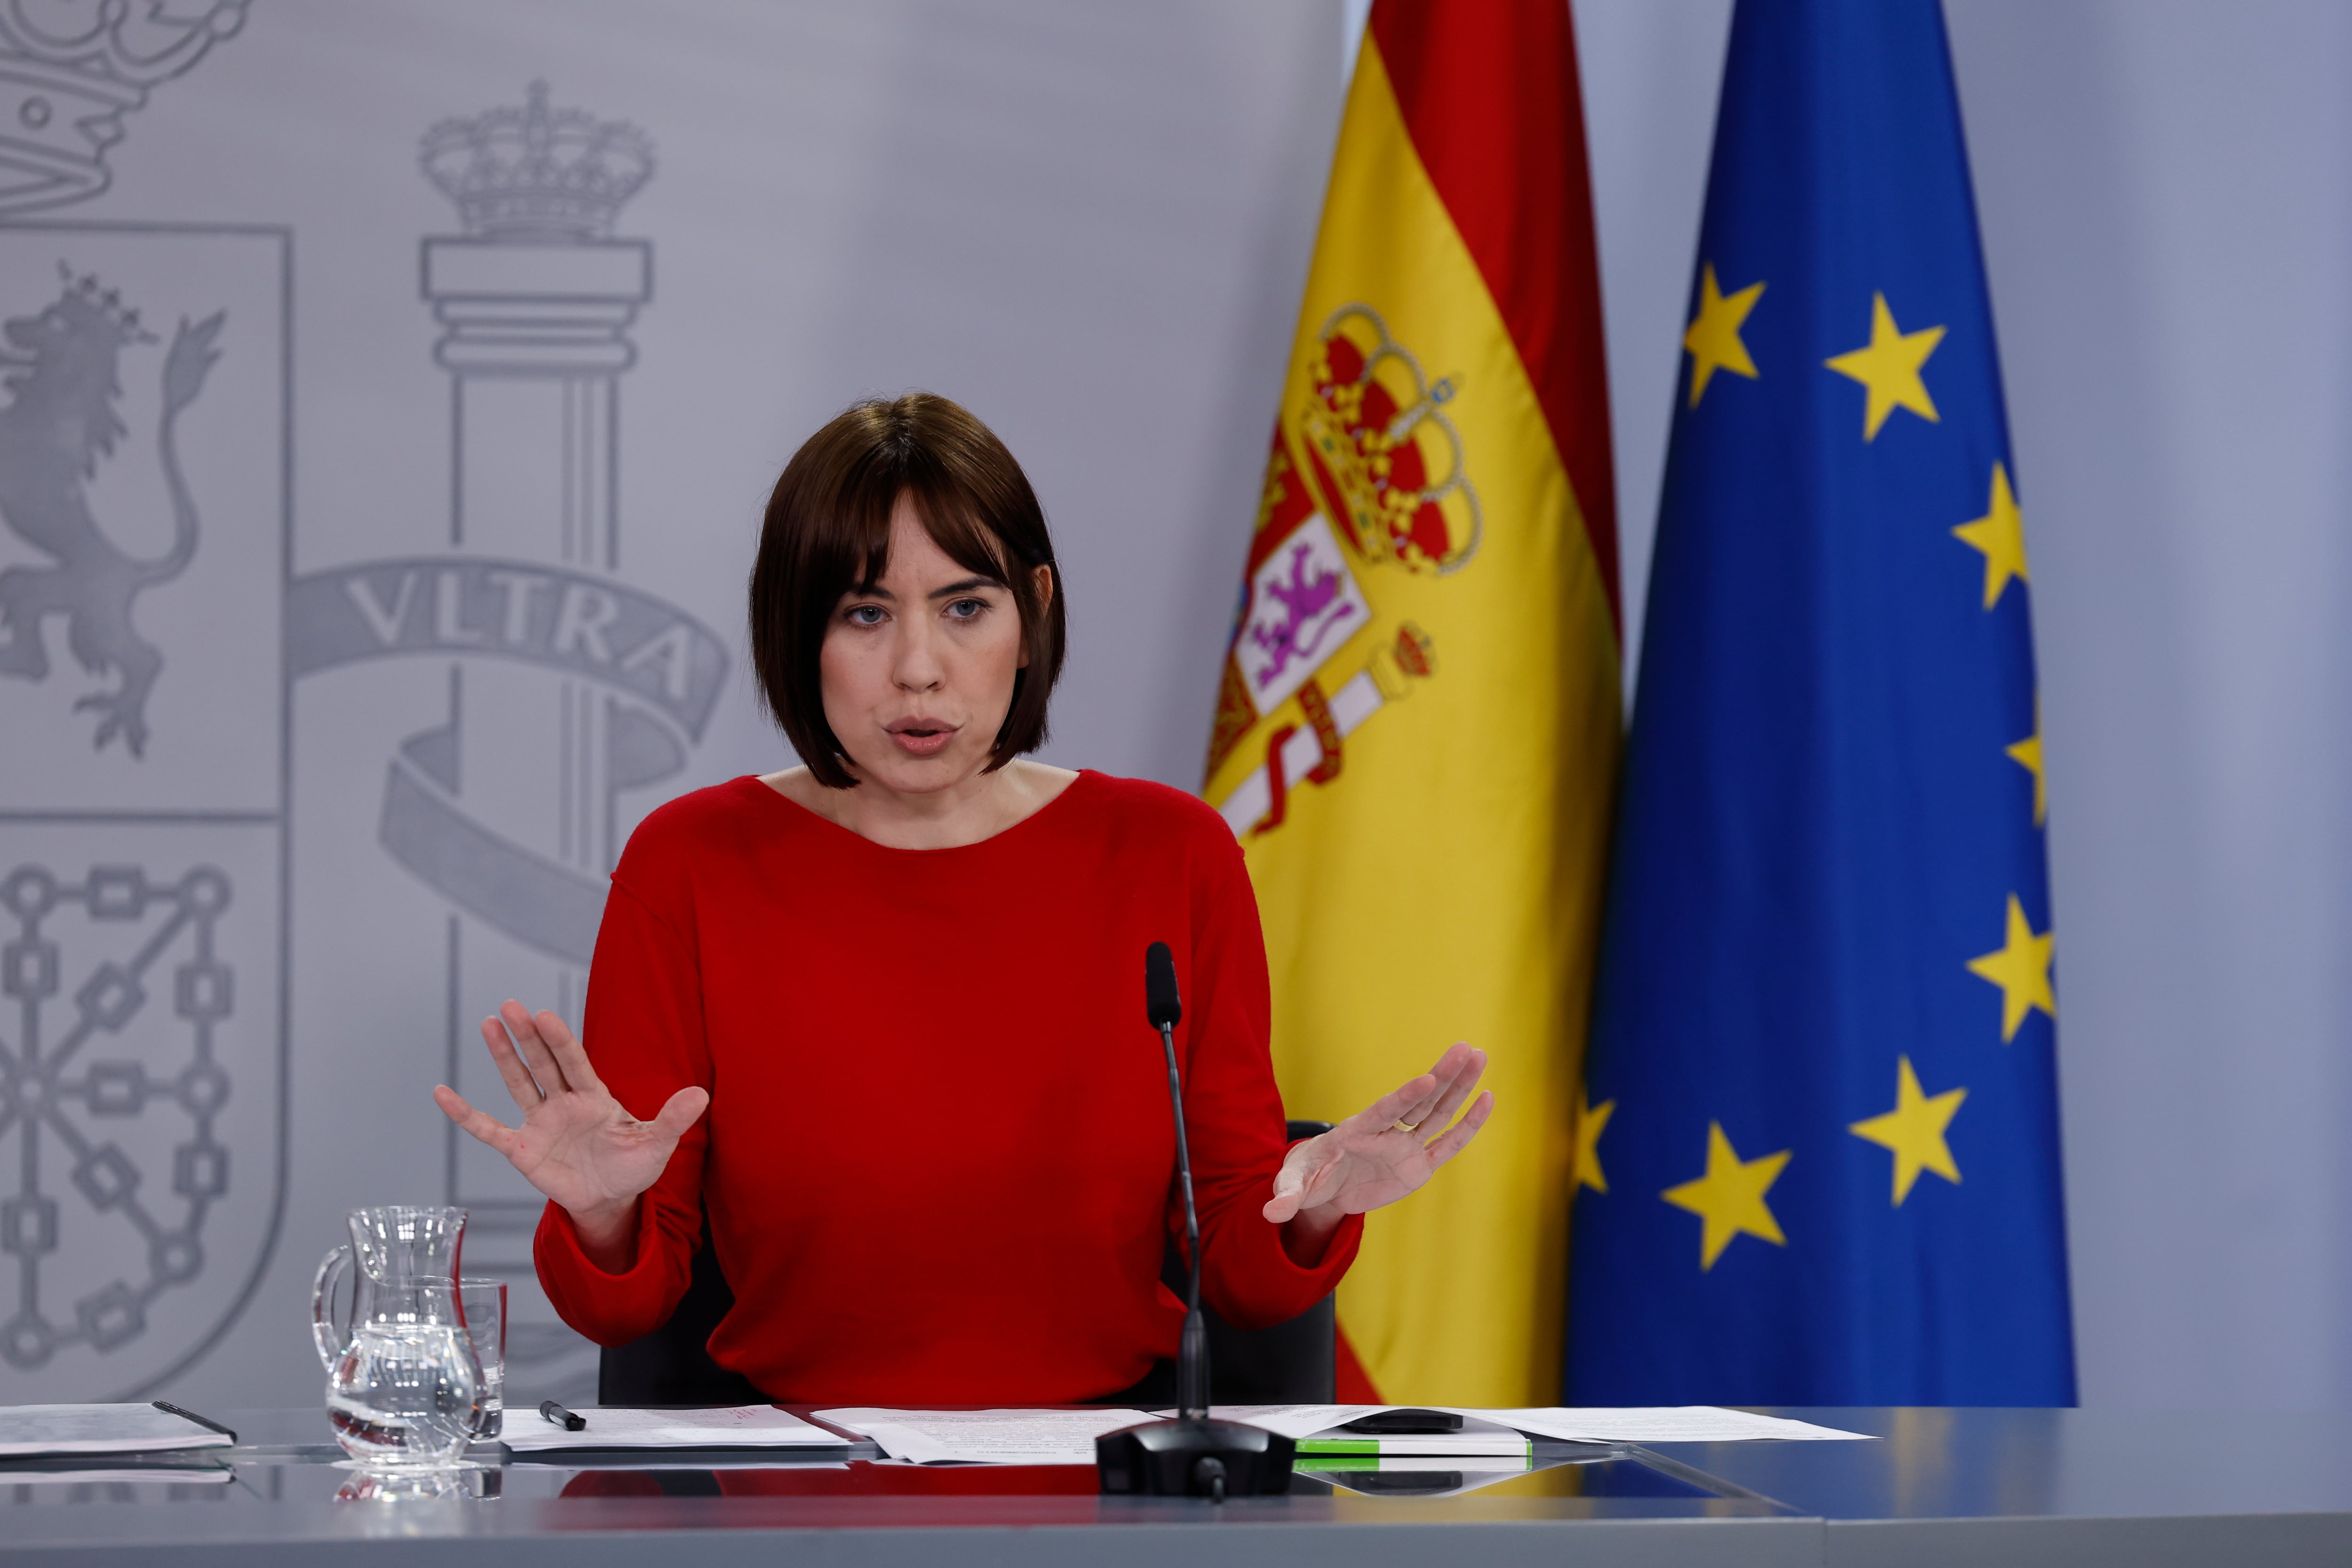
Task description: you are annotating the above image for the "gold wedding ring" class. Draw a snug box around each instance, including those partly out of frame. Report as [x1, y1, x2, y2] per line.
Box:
[1390, 1118, 1422, 1134]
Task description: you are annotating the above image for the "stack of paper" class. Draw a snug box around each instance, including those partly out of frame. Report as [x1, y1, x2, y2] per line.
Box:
[502, 1405, 846, 1454]
[0, 1405, 234, 1460]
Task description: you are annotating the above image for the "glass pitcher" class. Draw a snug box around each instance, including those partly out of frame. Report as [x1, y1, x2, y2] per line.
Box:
[311, 1206, 482, 1469]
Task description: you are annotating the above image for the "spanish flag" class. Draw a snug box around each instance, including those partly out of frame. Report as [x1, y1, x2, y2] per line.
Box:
[1201, 0, 1620, 1404]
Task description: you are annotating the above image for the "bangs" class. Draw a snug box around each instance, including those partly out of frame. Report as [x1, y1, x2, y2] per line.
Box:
[835, 476, 1017, 599]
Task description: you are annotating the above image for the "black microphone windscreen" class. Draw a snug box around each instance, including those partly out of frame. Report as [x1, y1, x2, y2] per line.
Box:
[1144, 941, 1182, 1030]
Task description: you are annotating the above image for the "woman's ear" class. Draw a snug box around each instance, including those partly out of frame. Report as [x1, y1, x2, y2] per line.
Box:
[1018, 563, 1053, 669]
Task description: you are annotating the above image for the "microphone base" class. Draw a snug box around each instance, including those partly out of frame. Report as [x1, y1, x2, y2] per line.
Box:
[1095, 1418, 1295, 1499]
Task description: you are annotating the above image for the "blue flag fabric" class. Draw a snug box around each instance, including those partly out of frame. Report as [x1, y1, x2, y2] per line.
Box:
[1565, 0, 2074, 1405]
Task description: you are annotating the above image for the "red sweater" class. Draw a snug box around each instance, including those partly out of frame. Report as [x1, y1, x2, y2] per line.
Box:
[534, 771, 1361, 1402]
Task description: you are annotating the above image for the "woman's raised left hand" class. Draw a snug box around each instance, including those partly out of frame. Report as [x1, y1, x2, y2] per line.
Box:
[1263, 1043, 1492, 1226]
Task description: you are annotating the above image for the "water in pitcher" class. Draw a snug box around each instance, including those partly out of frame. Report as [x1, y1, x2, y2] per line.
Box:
[325, 1315, 480, 1464]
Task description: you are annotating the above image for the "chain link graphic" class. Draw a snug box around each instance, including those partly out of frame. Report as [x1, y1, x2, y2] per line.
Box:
[0, 863, 232, 1368]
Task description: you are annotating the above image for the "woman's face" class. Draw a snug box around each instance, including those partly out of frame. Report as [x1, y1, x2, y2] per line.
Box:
[819, 494, 1036, 796]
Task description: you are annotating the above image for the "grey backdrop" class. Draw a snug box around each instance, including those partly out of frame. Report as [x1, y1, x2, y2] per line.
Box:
[0, 1, 2338, 1412]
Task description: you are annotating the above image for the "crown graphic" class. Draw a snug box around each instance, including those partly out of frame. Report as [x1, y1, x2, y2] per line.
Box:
[0, 0, 248, 216]
[1297, 304, 1482, 576]
[421, 81, 654, 243]
[45, 263, 155, 341]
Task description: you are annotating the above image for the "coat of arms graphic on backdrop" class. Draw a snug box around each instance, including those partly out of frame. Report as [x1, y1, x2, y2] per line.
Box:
[0, 1, 281, 1399]
[1207, 304, 1479, 836]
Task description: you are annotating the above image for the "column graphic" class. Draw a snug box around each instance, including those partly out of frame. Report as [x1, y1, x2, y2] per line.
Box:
[286, 84, 725, 1394]
[414, 81, 659, 1159]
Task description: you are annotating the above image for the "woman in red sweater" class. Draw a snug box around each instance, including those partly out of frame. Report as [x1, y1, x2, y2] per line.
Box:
[433, 394, 1492, 1403]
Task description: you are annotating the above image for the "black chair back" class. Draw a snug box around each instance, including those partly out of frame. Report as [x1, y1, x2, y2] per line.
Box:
[596, 1208, 763, 1406]
[596, 1119, 1340, 1406]
[1177, 1120, 1336, 1404]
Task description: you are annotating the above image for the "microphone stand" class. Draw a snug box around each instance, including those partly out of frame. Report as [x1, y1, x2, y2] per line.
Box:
[1096, 943, 1296, 1501]
[1161, 1008, 1210, 1422]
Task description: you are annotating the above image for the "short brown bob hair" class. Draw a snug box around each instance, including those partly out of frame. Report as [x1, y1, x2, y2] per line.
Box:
[749, 393, 1065, 788]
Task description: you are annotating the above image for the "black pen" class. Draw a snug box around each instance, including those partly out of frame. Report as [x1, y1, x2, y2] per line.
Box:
[152, 1400, 238, 1444]
[539, 1399, 587, 1432]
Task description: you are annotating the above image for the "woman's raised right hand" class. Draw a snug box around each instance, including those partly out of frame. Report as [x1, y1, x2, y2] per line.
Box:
[431, 1001, 708, 1261]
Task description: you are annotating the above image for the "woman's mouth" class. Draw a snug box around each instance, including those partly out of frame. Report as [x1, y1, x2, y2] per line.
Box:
[885, 719, 958, 758]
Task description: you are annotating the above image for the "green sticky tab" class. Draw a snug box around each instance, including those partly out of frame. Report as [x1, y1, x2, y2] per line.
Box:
[1294, 1439, 1379, 1455]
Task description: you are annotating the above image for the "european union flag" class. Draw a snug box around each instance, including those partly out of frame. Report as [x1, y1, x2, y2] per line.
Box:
[1565, 0, 2074, 1405]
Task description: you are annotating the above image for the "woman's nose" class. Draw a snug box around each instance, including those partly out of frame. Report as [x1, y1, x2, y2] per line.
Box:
[891, 622, 946, 691]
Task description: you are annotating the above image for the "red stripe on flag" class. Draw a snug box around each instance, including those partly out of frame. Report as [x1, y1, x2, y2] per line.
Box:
[1369, 0, 1621, 634]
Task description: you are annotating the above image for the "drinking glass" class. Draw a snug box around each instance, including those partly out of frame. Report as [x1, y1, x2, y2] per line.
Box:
[459, 1278, 506, 1440]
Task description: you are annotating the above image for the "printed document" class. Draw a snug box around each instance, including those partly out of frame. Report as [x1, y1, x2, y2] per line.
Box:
[1168, 1405, 1869, 1446]
[805, 1404, 1867, 1465]
[502, 1405, 844, 1453]
[1472, 1408, 1870, 1442]
[0, 1405, 234, 1458]
[814, 1408, 1151, 1465]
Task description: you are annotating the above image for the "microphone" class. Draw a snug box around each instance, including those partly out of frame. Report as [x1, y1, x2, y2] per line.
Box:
[1142, 940, 1208, 1420]
[1096, 941, 1295, 1501]
[1144, 939, 1183, 1030]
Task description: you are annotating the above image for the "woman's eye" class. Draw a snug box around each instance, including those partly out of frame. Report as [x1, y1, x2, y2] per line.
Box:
[846, 605, 884, 626]
[946, 598, 986, 620]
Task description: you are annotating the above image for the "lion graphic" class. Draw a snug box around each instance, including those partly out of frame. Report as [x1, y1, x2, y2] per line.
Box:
[0, 269, 223, 756]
